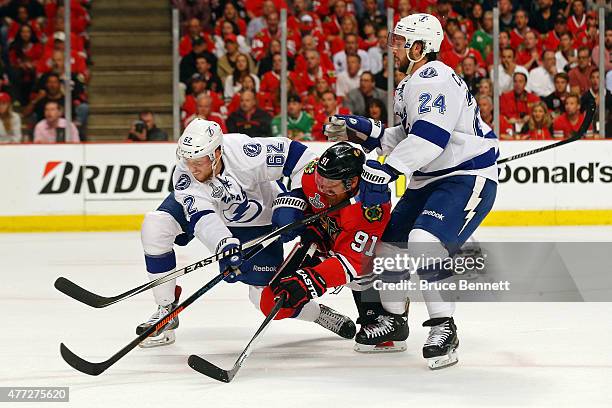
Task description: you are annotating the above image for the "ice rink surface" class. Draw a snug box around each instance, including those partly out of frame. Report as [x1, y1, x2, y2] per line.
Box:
[2, 226, 612, 407]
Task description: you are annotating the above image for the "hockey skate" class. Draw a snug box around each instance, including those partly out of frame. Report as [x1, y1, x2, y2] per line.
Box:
[422, 317, 459, 369]
[353, 309, 409, 353]
[314, 304, 356, 339]
[137, 286, 182, 348]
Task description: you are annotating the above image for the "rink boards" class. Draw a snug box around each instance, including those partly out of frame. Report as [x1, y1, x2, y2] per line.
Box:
[0, 141, 611, 231]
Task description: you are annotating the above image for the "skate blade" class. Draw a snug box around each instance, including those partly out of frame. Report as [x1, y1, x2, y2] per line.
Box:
[427, 349, 458, 370]
[354, 340, 407, 353]
[139, 330, 176, 348]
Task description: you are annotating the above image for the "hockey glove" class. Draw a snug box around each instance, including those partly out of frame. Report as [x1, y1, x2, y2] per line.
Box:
[270, 267, 327, 309]
[216, 237, 243, 282]
[301, 222, 331, 254]
[271, 190, 308, 242]
[323, 114, 384, 153]
[359, 160, 399, 207]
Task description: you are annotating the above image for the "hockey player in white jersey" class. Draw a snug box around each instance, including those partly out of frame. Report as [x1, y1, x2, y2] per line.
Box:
[325, 13, 498, 369]
[137, 119, 355, 347]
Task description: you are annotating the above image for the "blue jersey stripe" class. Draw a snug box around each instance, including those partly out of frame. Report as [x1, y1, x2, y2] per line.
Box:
[484, 130, 498, 139]
[413, 148, 497, 177]
[283, 141, 307, 177]
[411, 120, 451, 149]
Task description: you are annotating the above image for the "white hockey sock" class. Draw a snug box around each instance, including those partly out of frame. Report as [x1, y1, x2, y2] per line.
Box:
[148, 271, 176, 307]
[295, 301, 321, 322]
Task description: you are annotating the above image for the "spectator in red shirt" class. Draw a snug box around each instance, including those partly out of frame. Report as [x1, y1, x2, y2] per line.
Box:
[227, 75, 258, 115]
[568, 46, 595, 95]
[44, 1, 89, 35]
[182, 76, 224, 120]
[567, 0, 587, 36]
[180, 17, 215, 57]
[500, 71, 541, 131]
[523, 102, 553, 140]
[214, 2, 247, 37]
[6, 5, 43, 44]
[294, 34, 334, 75]
[574, 13, 599, 50]
[251, 11, 300, 61]
[510, 9, 538, 50]
[516, 31, 541, 71]
[543, 72, 570, 118]
[543, 14, 568, 52]
[439, 18, 459, 54]
[322, 0, 347, 39]
[440, 30, 485, 73]
[184, 93, 228, 132]
[293, 49, 336, 96]
[8, 24, 43, 105]
[36, 31, 88, 78]
[312, 90, 350, 140]
[259, 53, 282, 94]
[42, 14, 86, 58]
[553, 93, 592, 139]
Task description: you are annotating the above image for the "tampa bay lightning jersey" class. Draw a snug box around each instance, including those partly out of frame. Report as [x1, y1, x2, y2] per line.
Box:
[172, 133, 316, 252]
[380, 60, 498, 189]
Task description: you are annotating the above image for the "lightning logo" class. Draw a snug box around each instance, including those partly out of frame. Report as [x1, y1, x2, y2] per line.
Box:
[458, 177, 486, 236]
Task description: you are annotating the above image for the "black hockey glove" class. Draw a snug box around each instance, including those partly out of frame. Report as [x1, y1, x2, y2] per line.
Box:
[270, 267, 327, 309]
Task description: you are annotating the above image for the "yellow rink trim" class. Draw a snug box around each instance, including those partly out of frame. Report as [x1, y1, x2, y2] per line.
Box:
[1, 210, 612, 232]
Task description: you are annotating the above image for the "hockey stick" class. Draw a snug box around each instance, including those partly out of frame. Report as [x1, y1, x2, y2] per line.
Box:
[188, 243, 318, 383]
[54, 197, 356, 308]
[188, 294, 286, 383]
[497, 102, 596, 165]
[59, 229, 293, 376]
[60, 268, 230, 376]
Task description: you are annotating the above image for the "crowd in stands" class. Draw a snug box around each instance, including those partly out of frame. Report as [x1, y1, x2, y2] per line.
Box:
[174, 0, 611, 142]
[0, 0, 610, 144]
[0, 0, 91, 143]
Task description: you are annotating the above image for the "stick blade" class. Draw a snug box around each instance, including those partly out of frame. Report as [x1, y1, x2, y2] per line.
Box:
[188, 354, 232, 383]
[54, 277, 114, 308]
[60, 343, 109, 376]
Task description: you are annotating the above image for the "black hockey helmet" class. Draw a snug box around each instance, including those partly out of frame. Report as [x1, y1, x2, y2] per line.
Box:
[317, 142, 365, 183]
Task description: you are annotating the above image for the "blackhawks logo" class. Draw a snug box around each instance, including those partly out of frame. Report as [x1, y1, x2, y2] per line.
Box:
[304, 159, 318, 174]
[363, 205, 384, 223]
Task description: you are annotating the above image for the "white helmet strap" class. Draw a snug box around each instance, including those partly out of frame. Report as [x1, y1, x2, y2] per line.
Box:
[406, 41, 427, 75]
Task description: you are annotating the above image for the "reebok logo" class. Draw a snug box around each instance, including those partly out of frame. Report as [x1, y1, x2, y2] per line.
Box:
[422, 210, 444, 221]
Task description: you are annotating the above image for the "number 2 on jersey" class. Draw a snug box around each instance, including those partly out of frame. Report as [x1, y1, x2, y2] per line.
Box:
[351, 231, 378, 256]
[418, 93, 446, 115]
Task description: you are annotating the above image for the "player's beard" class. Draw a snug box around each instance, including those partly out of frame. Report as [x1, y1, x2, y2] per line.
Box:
[396, 49, 411, 73]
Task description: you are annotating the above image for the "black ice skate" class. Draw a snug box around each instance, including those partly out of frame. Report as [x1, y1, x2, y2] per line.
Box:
[137, 286, 182, 348]
[422, 316, 459, 369]
[353, 311, 409, 353]
[315, 304, 357, 339]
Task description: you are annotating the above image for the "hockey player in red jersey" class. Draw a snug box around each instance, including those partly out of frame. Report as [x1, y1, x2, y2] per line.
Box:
[260, 142, 400, 346]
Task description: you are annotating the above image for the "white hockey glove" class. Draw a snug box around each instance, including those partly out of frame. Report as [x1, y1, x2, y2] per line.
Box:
[323, 114, 384, 153]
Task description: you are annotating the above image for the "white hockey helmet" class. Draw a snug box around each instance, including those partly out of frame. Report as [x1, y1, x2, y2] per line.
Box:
[388, 13, 444, 54]
[176, 118, 223, 161]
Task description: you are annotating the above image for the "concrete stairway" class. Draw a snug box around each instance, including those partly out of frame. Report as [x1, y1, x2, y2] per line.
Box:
[87, 0, 173, 140]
